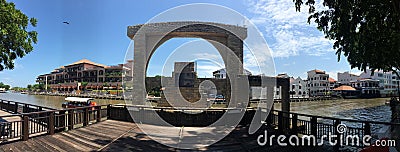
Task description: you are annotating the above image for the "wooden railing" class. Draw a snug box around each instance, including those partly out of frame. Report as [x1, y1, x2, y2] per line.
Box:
[106, 105, 256, 126]
[0, 105, 108, 143]
[0, 99, 56, 114]
[0, 100, 399, 150]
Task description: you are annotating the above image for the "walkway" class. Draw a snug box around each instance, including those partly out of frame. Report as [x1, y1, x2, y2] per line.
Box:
[0, 119, 334, 152]
[0, 120, 136, 151]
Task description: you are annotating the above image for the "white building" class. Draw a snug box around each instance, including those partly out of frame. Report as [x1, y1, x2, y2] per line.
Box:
[307, 69, 330, 97]
[212, 68, 252, 79]
[338, 72, 360, 85]
[359, 70, 400, 96]
[273, 74, 308, 99]
[290, 77, 308, 98]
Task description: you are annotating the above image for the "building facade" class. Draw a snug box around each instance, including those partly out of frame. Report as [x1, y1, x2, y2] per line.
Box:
[338, 71, 360, 85]
[173, 62, 197, 87]
[359, 69, 400, 97]
[350, 79, 380, 98]
[290, 77, 308, 98]
[36, 59, 128, 92]
[212, 68, 252, 79]
[273, 74, 309, 99]
[307, 69, 330, 97]
[329, 78, 339, 93]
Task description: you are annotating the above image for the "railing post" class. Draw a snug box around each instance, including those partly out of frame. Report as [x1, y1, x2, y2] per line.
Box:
[23, 104, 28, 113]
[278, 111, 283, 134]
[310, 116, 317, 137]
[97, 106, 101, 122]
[334, 120, 341, 151]
[291, 113, 298, 134]
[266, 111, 273, 127]
[58, 110, 66, 132]
[364, 122, 371, 136]
[14, 102, 18, 114]
[68, 109, 74, 130]
[107, 104, 111, 119]
[49, 112, 55, 135]
[83, 107, 89, 126]
[22, 116, 29, 141]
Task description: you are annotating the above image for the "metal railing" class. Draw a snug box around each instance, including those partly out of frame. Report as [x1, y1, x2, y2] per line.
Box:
[268, 109, 400, 150]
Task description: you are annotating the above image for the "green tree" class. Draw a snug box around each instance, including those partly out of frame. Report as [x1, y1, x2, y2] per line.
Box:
[0, 0, 38, 71]
[293, 0, 400, 95]
[0, 82, 10, 90]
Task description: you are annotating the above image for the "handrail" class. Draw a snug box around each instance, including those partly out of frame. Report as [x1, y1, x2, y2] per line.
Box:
[271, 109, 400, 126]
[0, 105, 106, 118]
[0, 99, 57, 111]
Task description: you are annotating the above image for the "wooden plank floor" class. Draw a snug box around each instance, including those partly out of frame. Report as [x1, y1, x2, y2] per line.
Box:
[0, 120, 337, 152]
[0, 120, 137, 152]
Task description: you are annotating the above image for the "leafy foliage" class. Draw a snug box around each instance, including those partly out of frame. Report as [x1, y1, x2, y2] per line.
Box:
[0, 0, 37, 71]
[293, 0, 400, 77]
[0, 82, 10, 90]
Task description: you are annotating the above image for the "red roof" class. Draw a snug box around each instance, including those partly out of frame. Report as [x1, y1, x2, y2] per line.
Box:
[333, 85, 356, 91]
[329, 77, 336, 83]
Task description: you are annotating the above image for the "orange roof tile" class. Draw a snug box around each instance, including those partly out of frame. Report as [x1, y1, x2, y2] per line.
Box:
[66, 59, 107, 67]
[333, 85, 356, 91]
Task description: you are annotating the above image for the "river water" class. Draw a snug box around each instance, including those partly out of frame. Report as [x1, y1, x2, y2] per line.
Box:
[274, 98, 391, 122]
[0, 92, 125, 109]
[0, 93, 392, 123]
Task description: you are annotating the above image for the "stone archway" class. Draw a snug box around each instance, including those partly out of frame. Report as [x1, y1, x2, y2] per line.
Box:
[127, 21, 248, 106]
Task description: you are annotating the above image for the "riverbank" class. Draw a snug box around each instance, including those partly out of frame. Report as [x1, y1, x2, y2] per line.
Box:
[0, 92, 124, 109]
[29, 92, 124, 100]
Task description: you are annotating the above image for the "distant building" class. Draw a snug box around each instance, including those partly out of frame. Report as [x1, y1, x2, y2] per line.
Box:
[212, 68, 252, 79]
[329, 77, 339, 92]
[273, 74, 308, 99]
[333, 85, 359, 98]
[36, 59, 129, 92]
[290, 77, 308, 98]
[307, 69, 330, 97]
[359, 69, 400, 97]
[350, 79, 380, 98]
[173, 62, 196, 87]
[338, 71, 360, 85]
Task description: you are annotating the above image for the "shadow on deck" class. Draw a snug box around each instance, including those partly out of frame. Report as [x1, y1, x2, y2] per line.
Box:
[0, 119, 336, 152]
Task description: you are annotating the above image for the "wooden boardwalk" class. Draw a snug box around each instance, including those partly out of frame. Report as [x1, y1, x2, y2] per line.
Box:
[0, 120, 137, 151]
[0, 119, 335, 152]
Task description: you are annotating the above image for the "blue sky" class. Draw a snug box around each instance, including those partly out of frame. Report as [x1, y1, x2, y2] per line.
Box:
[0, 0, 361, 87]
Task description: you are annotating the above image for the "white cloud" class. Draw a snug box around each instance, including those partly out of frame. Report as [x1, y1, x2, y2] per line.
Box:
[246, 0, 335, 58]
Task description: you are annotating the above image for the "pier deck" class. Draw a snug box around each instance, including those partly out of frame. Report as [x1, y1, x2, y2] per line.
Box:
[0, 120, 136, 151]
[0, 119, 334, 152]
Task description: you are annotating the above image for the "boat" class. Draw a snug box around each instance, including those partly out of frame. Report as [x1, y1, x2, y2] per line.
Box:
[62, 97, 97, 108]
[20, 91, 28, 94]
[0, 88, 6, 93]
